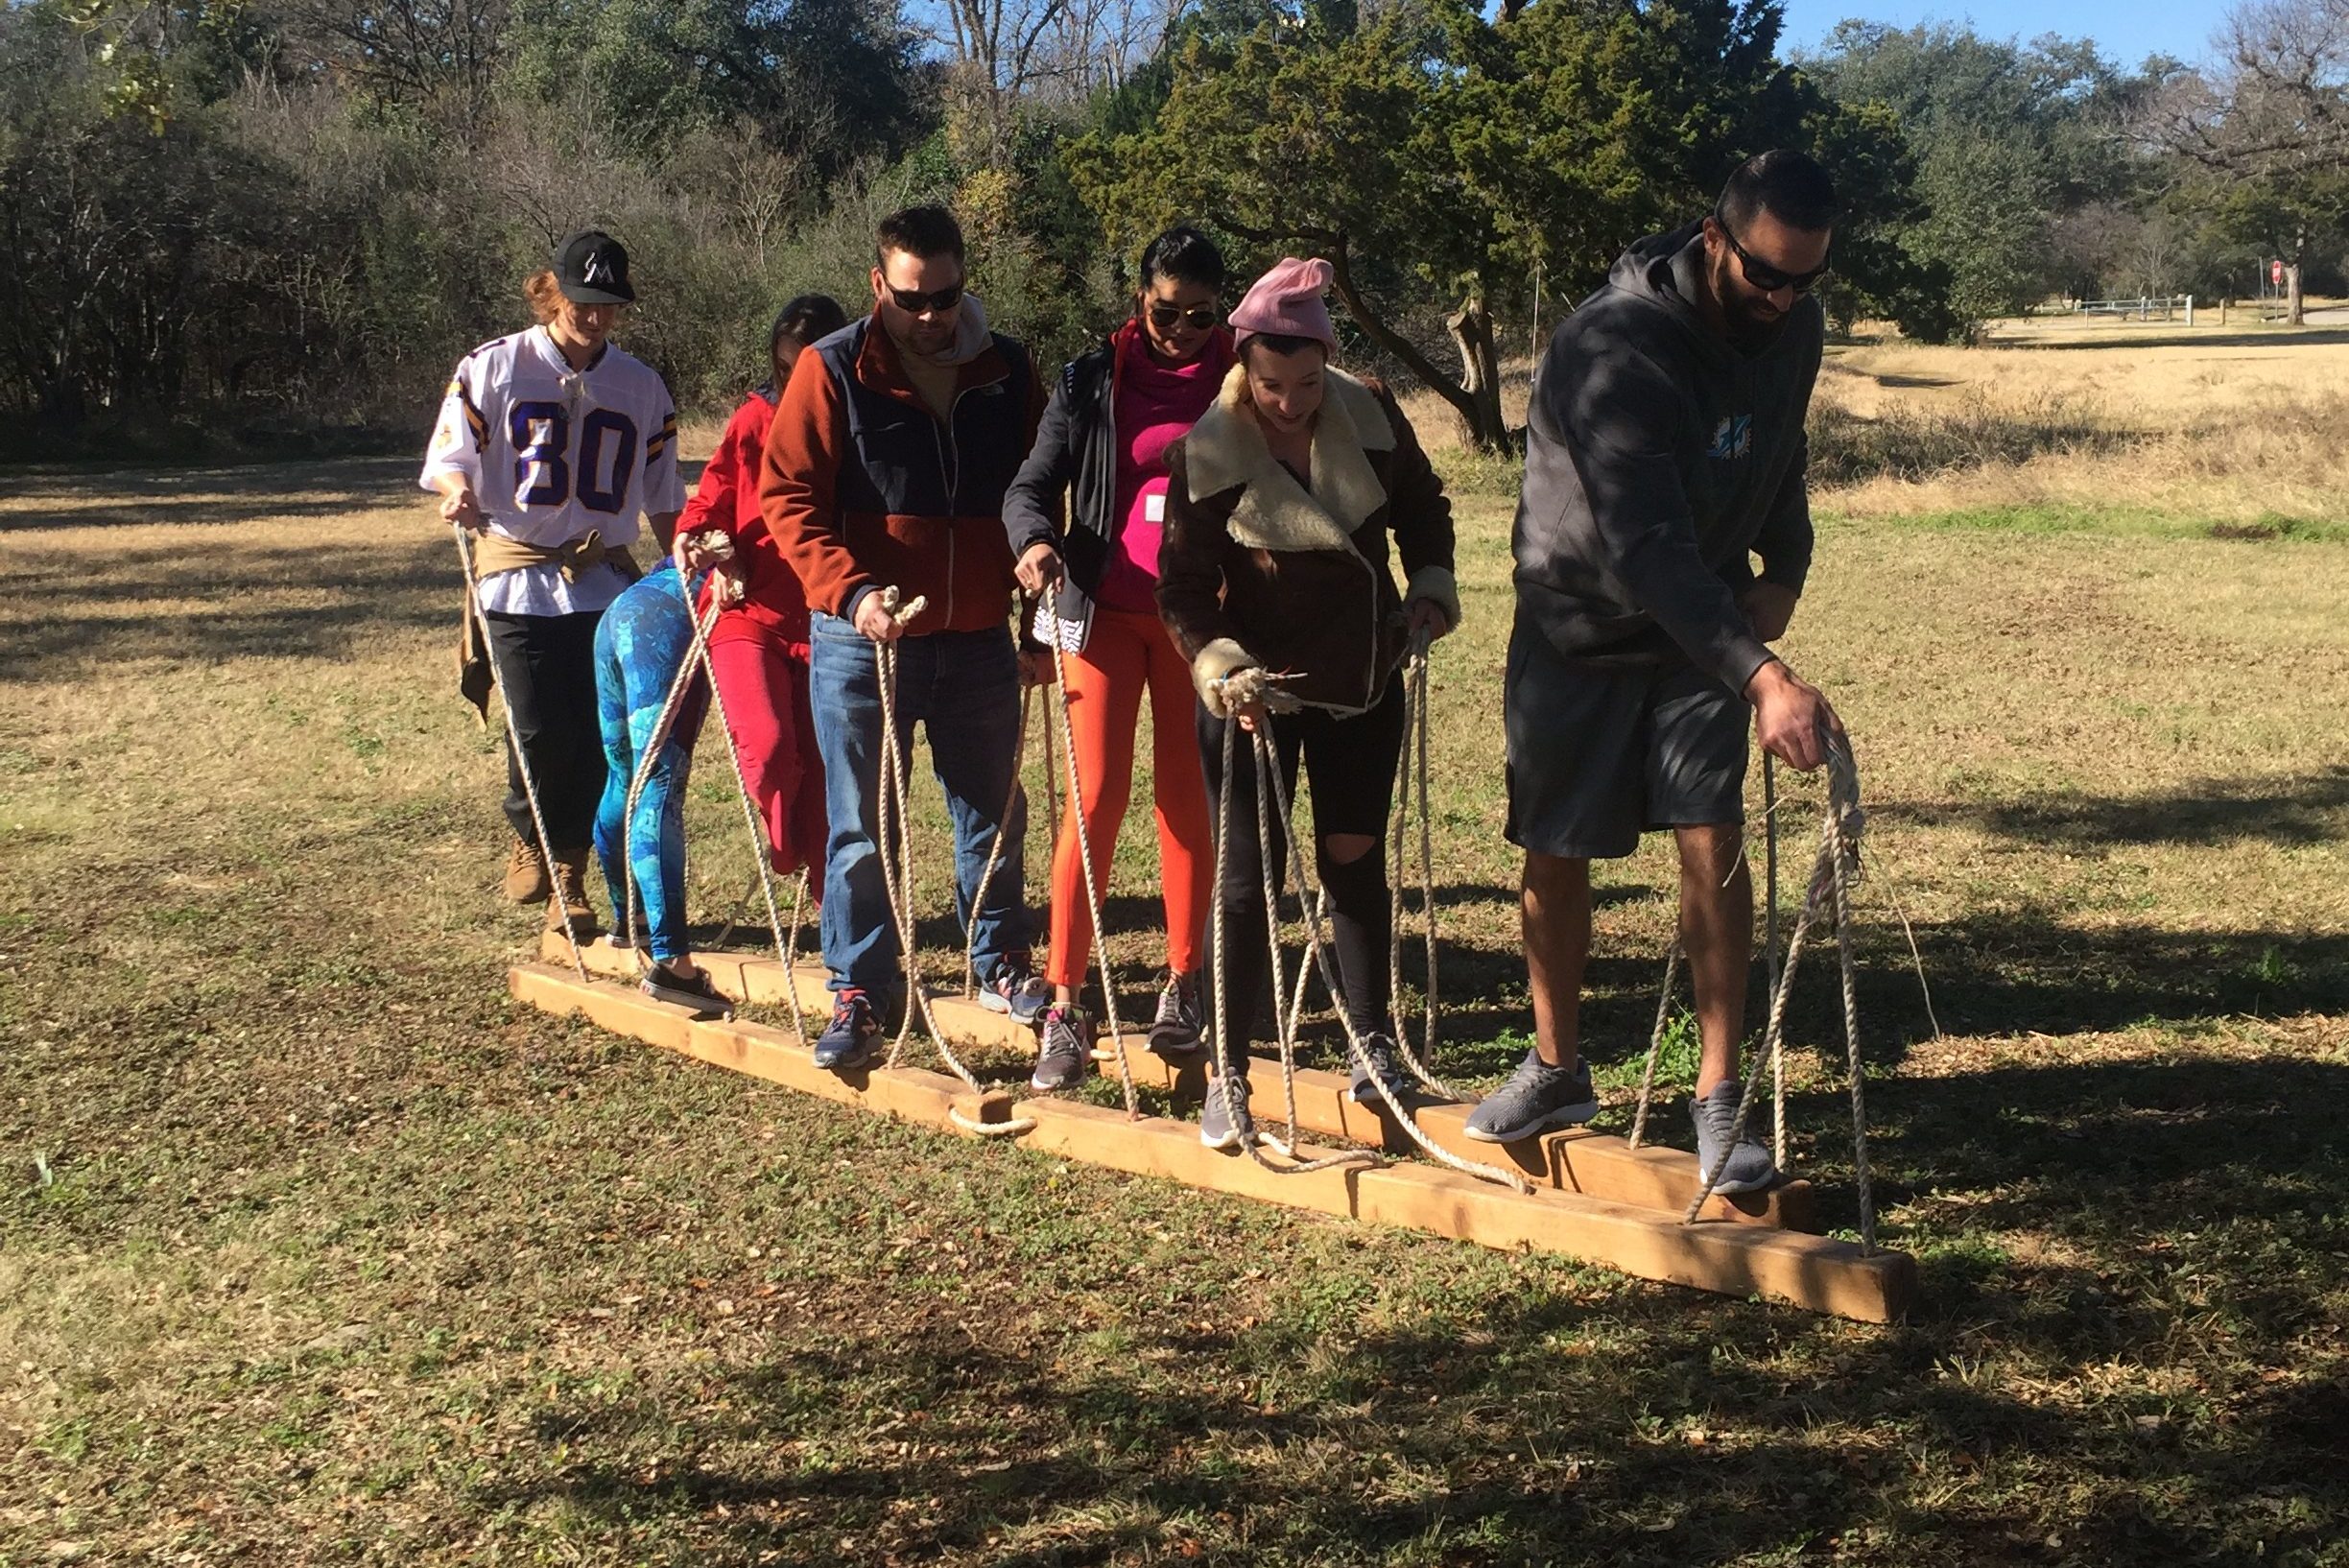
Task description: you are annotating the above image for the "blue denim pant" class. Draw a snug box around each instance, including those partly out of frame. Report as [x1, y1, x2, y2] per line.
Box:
[807, 612, 1029, 1007]
[592, 565, 705, 963]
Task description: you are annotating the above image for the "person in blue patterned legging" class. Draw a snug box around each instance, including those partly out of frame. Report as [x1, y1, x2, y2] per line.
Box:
[592, 556, 733, 1016]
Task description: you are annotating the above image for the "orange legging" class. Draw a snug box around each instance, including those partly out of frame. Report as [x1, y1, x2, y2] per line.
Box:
[1047, 606, 1213, 990]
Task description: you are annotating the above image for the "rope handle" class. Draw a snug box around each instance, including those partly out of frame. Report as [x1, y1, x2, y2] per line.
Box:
[452, 522, 588, 983]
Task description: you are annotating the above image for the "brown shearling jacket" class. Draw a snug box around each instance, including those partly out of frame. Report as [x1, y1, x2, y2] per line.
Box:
[1156, 365, 1460, 718]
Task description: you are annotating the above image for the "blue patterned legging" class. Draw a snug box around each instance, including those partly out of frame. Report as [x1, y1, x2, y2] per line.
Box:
[592, 563, 706, 962]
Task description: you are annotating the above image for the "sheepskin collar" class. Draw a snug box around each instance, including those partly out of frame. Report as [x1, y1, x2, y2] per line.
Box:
[1182, 364, 1395, 556]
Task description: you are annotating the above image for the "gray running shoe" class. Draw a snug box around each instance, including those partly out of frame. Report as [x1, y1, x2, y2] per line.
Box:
[1348, 1032, 1419, 1107]
[978, 958, 1052, 1024]
[1148, 971, 1205, 1057]
[1198, 1076, 1257, 1151]
[1691, 1081, 1779, 1195]
[1031, 1005, 1093, 1091]
[640, 962, 734, 1019]
[1462, 1050, 1599, 1143]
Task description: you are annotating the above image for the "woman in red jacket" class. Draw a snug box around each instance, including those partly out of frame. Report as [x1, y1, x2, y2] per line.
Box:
[680, 296, 849, 883]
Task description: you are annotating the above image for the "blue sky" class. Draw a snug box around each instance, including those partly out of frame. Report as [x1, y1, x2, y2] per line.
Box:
[1778, 0, 2222, 69]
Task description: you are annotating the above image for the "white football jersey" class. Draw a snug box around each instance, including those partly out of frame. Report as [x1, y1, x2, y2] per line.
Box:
[420, 326, 685, 616]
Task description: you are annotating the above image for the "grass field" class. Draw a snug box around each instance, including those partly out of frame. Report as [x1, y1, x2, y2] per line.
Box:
[2, 327, 2346, 1563]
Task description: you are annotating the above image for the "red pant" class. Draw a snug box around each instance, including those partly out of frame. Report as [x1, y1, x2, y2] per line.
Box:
[706, 621, 827, 878]
[1048, 606, 1213, 989]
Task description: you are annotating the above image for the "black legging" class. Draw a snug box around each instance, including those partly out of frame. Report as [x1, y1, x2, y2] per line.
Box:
[1195, 675, 1406, 1080]
[482, 609, 605, 853]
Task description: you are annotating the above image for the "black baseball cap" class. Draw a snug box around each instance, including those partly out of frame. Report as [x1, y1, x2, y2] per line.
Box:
[554, 230, 635, 305]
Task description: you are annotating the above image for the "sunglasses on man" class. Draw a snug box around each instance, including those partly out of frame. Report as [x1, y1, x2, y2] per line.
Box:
[1147, 301, 1222, 332]
[1713, 213, 1831, 295]
[886, 279, 965, 315]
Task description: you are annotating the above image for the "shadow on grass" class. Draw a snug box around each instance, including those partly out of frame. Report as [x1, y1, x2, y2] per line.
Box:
[1884, 768, 2349, 849]
[475, 1057, 2348, 1566]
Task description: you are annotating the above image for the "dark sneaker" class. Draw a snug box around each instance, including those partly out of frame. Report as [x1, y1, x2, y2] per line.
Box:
[1198, 1076, 1257, 1151]
[1462, 1050, 1599, 1143]
[814, 989, 882, 1071]
[1347, 1031, 1420, 1107]
[640, 962, 733, 1018]
[1691, 1081, 1779, 1195]
[977, 958, 1051, 1024]
[1148, 971, 1205, 1057]
[1031, 1006, 1093, 1091]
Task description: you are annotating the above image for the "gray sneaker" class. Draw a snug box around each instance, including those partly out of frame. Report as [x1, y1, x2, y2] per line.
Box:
[1348, 1032, 1419, 1107]
[1691, 1081, 1779, 1195]
[1148, 971, 1205, 1057]
[1031, 1005, 1093, 1091]
[1462, 1050, 1599, 1143]
[1198, 1076, 1257, 1151]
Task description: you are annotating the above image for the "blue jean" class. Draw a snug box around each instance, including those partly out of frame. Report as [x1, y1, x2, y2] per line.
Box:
[807, 612, 1029, 1006]
[592, 565, 706, 962]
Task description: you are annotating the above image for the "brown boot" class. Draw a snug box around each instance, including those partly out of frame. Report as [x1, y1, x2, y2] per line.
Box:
[547, 848, 600, 938]
[503, 838, 551, 904]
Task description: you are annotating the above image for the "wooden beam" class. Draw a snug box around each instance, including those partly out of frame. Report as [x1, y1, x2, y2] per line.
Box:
[510, 963, 1017, 1132]
[509, 962, 1912, 1322]
[1009, 1097, 1910, 1323]
[553, 935, 1814, 1228]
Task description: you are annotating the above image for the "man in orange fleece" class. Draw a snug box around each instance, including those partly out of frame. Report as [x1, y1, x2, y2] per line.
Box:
[760, 204, 1051, 1071]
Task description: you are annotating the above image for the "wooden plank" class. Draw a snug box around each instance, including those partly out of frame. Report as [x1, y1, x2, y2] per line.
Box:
[510, 963, 1017, 1134]
[549, 937, 1811, 1228]
[546, 933, 1036, 1053]
[1009, 1096, 1910, 1323]
[1351, 1163, 1912, 1324]
[510, 962, 1911, 1322]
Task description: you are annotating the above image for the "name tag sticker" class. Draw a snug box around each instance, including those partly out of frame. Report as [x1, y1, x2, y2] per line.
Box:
[1145, 492, 1167, 523]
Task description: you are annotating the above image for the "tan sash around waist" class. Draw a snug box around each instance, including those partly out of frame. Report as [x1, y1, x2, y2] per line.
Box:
[455, 530, 644, 725]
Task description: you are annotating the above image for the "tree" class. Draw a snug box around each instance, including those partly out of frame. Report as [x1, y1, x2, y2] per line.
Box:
[2148, 0, 2349, 322]
[1072, 0, 1899, 451]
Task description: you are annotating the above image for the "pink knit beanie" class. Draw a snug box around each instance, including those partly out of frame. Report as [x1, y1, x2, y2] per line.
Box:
[1229, 256, 1338, 357]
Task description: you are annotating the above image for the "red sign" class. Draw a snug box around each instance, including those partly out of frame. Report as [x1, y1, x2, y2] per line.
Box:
[2272, 259, 2286, 285]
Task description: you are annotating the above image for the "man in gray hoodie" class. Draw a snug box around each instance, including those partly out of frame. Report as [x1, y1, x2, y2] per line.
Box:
[1466, 151, 1842, 1196]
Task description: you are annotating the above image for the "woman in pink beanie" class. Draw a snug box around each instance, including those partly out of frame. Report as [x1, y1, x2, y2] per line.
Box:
[1155, 255, 1463, 1152]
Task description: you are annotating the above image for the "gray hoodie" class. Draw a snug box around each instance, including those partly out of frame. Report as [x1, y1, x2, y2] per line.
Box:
[1511, 221, 1819, 696]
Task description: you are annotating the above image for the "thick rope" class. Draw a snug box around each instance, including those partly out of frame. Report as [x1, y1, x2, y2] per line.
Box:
[1385, 638, 1455, 1100]
[1248, 722, 1530, 1193]
[867, 592, 984, 1093]
[1625, 940, 1682, 1150]
[669, 541, 807, 1048]
[1049, 644, 1140, 1117]
[1765, 751, 1786, 1168]
[452, 523, 587, 982]
[618, 593, 723, 961]
[961, 682, 1031, 998]
[1252, 732, 1310, 1152]
[1682, 732, 1877, 1249]
[1206, 710, 1373, 1177]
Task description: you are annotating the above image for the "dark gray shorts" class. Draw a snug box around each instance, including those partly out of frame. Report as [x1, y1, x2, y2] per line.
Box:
[1504, 621, 1749, 860]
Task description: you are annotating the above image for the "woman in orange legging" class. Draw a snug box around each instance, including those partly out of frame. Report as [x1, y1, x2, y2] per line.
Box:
[1002, 228, 1233, 1089]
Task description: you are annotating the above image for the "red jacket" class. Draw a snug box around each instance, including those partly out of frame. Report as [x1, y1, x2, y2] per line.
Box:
[758, 310, 1045, 637]
[681, 388, 810, 643]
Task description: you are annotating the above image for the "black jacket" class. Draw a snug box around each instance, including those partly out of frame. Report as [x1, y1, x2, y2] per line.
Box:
[1002, 322, 1237, 651]
[1511, 221, 1818, 695]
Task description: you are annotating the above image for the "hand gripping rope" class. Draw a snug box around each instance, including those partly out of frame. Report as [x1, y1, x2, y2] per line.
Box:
[866, 588, 1035, 1137]
[1658, 730, 1876, 1249]
[1208, 675, 1530, 1192]
[452, 522, 588, 983]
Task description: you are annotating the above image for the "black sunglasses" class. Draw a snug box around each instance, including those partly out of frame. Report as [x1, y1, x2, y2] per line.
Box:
[885, 279, 964, 315]
[1147, 301, 1221, 332]
[1713, 215, 1831, 295]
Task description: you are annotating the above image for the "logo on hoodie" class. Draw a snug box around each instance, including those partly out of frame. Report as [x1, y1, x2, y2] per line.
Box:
[1708, 415, 1753, 461]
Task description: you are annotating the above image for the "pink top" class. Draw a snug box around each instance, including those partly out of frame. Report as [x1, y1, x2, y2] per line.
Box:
[1095, 320, 1235, 613]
